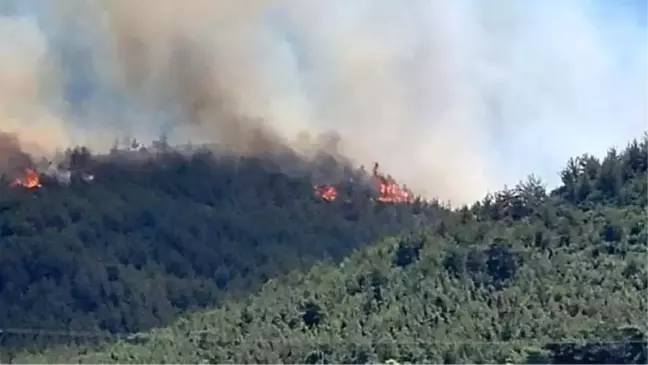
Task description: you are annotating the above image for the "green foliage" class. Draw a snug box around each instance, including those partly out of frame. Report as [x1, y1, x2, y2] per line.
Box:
[0, 149, 438, 350]
[11, 135, 647, 363]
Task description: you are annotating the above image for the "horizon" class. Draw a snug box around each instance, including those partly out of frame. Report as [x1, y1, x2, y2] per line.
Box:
[0, 0, 646, 204]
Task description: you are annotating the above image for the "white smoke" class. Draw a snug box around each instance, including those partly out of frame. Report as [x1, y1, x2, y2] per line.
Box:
[0, 13, 71, 156]
[0, 0, 645, 204]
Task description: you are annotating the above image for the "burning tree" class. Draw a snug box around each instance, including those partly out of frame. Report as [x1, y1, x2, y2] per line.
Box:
[314, 185, 338, 201]
[313, 162, 414, 204]
[371, 162, 413, 204]
[10, 168, 42, 189]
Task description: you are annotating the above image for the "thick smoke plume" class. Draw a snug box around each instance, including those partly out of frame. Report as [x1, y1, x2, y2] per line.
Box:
[0, 0, 645, 204]
[0, 15, 70, 157]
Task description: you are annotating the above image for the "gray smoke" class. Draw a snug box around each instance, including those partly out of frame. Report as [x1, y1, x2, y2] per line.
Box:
[0, 0, 645, 204]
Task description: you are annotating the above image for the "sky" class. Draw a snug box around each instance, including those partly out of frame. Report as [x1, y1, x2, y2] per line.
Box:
[0, 0, 646, 204]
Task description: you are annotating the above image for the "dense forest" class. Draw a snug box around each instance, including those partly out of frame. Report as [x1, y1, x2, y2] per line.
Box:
[0, 137, 440, 350]
[4, 134, 647, 363]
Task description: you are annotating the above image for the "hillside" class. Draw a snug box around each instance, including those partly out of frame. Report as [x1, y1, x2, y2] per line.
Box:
[14, 135, 648, 364]
[0, 141, 442, 350]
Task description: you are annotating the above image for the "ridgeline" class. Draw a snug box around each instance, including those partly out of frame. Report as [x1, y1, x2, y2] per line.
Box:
[0, 142, 438, 350]
[3, 135, 648, 364]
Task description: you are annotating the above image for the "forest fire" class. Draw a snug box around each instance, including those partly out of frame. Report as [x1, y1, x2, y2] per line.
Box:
[11, 168, 42, 189]
[314, 185, 338, 201]
[372, 162, 413, 204]
[313, 162, 413, 204]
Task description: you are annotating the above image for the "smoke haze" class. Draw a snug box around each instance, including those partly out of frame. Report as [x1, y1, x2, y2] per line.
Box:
[0, 0, 645, 204]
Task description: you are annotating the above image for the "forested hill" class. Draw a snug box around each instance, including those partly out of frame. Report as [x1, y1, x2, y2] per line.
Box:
[0, 143, 442, 349]
[15, 135, 648, 364]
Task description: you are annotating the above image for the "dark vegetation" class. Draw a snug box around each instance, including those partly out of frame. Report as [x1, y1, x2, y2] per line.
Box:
[2, 134, 648, 363]
[0, 142, 438, 349]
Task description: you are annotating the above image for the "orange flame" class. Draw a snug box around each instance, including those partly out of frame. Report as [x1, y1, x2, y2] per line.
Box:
[313, 162, 414, 204]
[372, 162, 412, 204]
[11, 168, 42, 189]
[314, 185, 338, 201]
[376, 181, 411, 203]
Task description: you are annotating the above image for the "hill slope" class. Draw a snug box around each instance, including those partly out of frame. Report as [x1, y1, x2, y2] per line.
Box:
[0, 146, 440, 349]
[16, 136, 648, 364]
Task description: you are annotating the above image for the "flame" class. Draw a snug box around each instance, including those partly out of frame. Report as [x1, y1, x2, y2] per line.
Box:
[314, 185, 338, 201]
[313, 162, 414, 204]
[11, 168, 42, 189]
[372, 162, 412, 204]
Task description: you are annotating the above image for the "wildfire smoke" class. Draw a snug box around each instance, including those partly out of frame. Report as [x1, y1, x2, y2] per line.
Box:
[10, 168, 41, 189]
